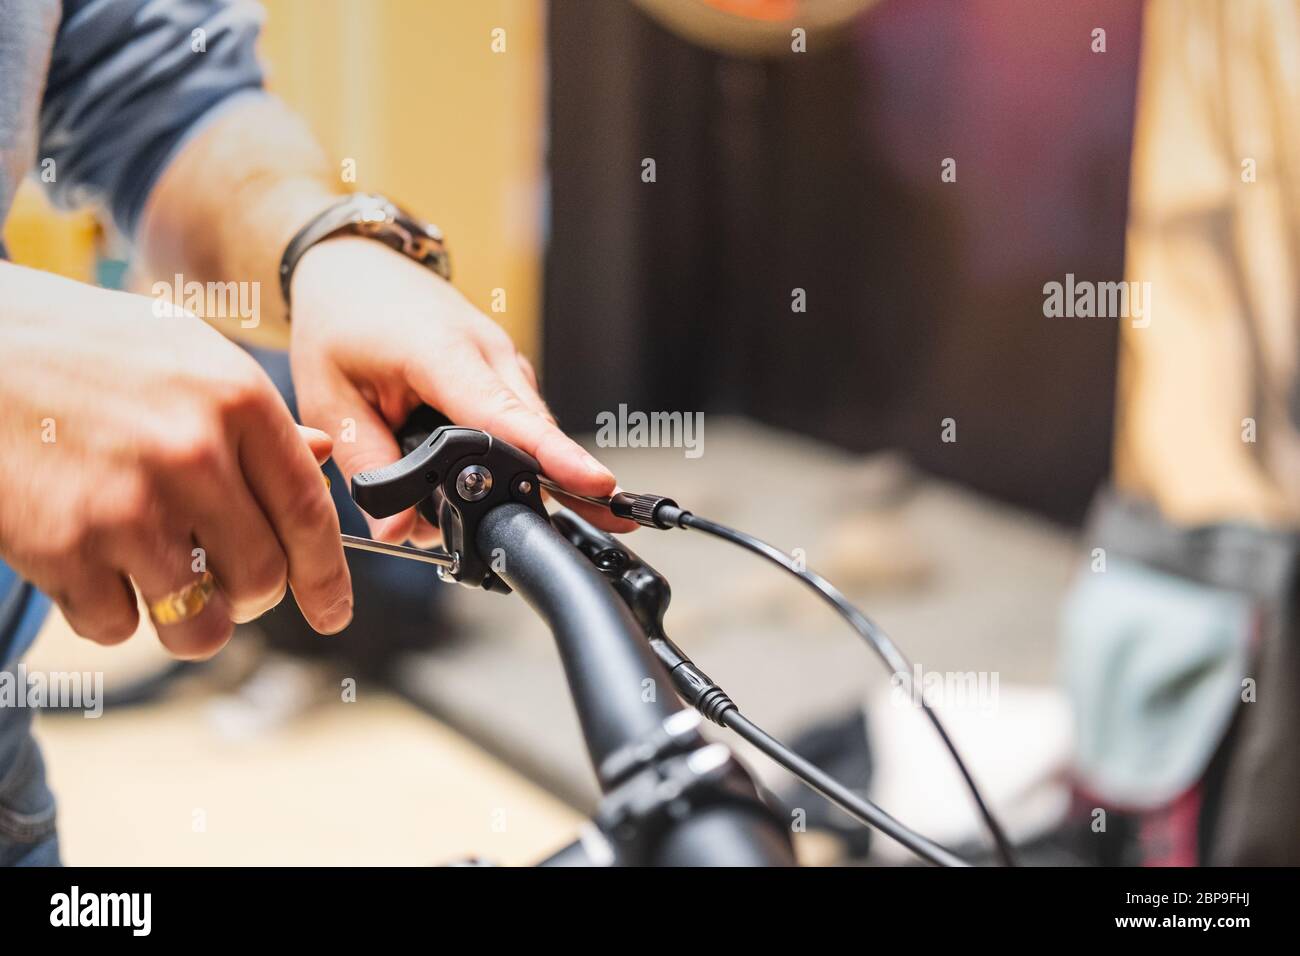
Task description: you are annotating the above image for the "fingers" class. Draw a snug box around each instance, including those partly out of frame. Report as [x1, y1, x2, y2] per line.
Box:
[309, 375, 418, 544]
[407, 345, 618, 498]
[50, 564, 139, 646]
[124, 532, 235, 660]
[406, 512, 442, 549]
[192, 477, 288, 625]
[297, 424, 333, 465]
[237, 400, 353, 634]
[479, 347, 636, 534]
[515, 353, 541, 393]
[484, 346, 553, 422]
[299, 331, 629, 543]
[168, 425, 334, 627]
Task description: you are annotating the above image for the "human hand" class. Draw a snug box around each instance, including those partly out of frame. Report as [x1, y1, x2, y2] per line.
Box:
[288, 236, 635, 545]
[0, 263, 353, 657]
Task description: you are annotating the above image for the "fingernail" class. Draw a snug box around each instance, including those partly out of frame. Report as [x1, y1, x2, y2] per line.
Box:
[320, 598, 353, 635]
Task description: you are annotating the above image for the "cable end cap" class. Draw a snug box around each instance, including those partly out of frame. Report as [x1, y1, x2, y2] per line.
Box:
[610, 491, 685, 529]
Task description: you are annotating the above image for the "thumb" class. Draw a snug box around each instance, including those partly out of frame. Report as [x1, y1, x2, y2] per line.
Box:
[296, 424, 334, 466]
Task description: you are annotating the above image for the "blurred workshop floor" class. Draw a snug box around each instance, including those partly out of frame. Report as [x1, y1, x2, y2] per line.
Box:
[27, 614, 582, 867]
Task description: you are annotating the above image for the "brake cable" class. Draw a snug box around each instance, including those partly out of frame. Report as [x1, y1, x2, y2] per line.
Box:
[542, 483, 1019, 868]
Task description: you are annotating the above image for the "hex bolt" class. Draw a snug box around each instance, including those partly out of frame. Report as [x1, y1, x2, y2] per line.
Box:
[455, 465, 493, 502]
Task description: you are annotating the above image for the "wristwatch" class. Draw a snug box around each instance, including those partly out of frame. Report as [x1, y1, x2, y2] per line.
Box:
[278, 193, 452, 313]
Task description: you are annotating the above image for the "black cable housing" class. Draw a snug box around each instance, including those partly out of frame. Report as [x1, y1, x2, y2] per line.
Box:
[672, 510, 1018, 867]
[652, 650, 964, 865]
[723, 710, 969, 867]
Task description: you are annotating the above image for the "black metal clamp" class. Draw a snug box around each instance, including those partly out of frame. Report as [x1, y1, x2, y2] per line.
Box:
[588, 710, 770, 866]
[550, 509, 738, 726]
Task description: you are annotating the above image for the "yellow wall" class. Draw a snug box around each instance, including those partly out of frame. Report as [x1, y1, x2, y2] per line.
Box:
[3, 185, 97, 282]
[5, 0, 547, 357]
[259, 0, 546, 356]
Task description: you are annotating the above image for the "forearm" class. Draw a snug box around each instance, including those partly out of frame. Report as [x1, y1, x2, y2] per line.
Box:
[135, 95, 344, 349]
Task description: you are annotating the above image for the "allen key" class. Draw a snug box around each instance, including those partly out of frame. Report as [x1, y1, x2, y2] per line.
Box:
[340, 533, 457, 570]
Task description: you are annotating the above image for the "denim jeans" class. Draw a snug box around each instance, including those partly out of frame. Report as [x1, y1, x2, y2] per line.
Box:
[0, 561, 57, 866]
[0, 694, 59, 865]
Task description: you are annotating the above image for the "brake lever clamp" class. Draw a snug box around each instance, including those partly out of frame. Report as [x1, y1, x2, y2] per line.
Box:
[551, 509, 738, 725]
[350, 425, 547, 591]
[590, 711, 775, 866]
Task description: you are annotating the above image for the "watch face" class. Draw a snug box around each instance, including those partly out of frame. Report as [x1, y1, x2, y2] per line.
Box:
[632, 0, 878, 56]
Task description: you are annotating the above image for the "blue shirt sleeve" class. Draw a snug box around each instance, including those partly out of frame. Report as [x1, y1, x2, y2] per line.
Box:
[37, 0, 266, 240]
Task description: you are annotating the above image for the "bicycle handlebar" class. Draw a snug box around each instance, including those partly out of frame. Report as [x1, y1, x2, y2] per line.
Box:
[354, 408, 794, 865]
[476, 503, 795, 866]
[476, 503, 679, 778]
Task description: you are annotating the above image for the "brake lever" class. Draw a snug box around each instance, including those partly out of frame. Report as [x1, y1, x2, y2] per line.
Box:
[344, 402, 683, 586]
[338, 478, 612, 579]
[335, 482, 609, 579]
[348, 418, 547, 590]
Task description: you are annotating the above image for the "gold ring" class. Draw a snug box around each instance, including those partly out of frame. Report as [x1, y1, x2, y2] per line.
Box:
[148, 571, 217, 626]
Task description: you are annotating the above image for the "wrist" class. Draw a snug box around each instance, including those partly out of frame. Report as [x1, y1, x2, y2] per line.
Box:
[281, 194, 451, 319]
[291, 235, 457, 320]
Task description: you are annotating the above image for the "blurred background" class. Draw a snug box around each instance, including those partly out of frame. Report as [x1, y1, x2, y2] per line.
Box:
[5, 0, 1151, 864]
